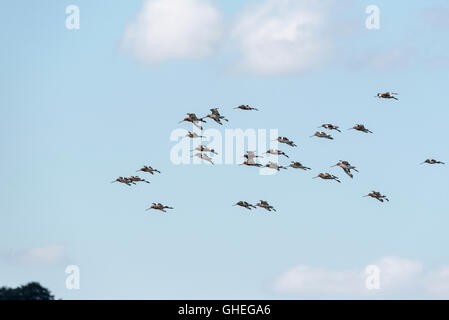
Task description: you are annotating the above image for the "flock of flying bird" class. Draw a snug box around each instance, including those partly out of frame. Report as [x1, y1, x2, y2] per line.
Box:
[112, 91, 445, 212]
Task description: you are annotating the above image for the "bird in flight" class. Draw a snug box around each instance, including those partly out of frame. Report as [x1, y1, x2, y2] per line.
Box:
[274, 136, 297, 147]
[205, 108, 228, 125]
[264, 162, 288, 171]
[179, 113, 206, 130]
[111, 176, 134, 186]
[421, 159, 445, 165]
[376, 92, 398, 100]
[145, 203, 174, 212]
[288, 161, 311, 170]
[128, 176, 150, 184]
[348, 124, 373, 133]
[310, 131, 334, 140]
[233, 201, 257, 210]
[186, 131, 205, 139]
[192, 152, 214, 164]
[234, 105, 259, 111]
[264, 149, 289, 158]
[364, 191, 389, 202]
[137, 166, 161, 175]
[255, 200, 276, 212]
[240, 160, 263, 167]
[331, 160, 359, 178]
[243, 151, 262, 164]
[313, 173, 341, 183]
[319, 123, 341, 132]
[192, 145, 218, 155]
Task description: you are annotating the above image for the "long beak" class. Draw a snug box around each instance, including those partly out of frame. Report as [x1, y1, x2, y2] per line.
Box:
[347, 128, 354, 130]
[330, 164, 338, 167]
[420, 162, 425, 165]
[110, 181, 116, 183]
[312, 176, 319, 179]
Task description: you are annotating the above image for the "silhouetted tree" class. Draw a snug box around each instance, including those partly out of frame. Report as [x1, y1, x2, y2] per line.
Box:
[0, 282, 54, 300]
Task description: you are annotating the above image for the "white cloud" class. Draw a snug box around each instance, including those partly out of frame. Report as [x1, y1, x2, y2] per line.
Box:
[424, 267, 449, 297]
[273, 265, 365, 296]
[273, 256, 449, 298]
[14, 245, 66, 265]
[121, 0, 222, 63]
[230, 0, 331, 75]
[375, 256, 422, 291]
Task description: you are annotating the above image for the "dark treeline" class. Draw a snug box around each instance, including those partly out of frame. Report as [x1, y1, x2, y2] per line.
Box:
[0, 282, 54, 300]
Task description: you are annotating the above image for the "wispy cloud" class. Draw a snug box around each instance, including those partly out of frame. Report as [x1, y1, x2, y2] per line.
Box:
[3, 245, 66, 266]
[230, 0, 332, 75]
[120, 0, 222, 64]
[274, 256, 449, 298]
[424, 266, 449, 296]
[120, 0, 420, 75]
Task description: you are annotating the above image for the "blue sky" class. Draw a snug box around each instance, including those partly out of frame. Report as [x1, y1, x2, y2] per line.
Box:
[1, 0, 449, 299]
